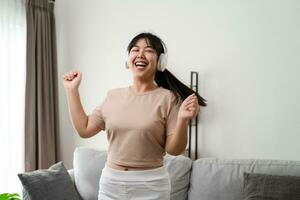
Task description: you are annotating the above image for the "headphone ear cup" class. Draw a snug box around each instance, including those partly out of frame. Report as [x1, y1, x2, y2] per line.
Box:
[157, 53, 168, 71]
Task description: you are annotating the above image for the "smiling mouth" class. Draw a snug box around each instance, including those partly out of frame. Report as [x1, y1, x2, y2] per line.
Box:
[134, 61, 148, 69]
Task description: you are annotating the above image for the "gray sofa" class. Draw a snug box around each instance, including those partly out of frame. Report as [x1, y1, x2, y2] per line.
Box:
[69, 147, 300, 200]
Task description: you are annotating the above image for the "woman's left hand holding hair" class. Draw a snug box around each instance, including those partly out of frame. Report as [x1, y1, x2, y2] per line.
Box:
[178, 93, 200, 122]
[165, 93, 200, 155]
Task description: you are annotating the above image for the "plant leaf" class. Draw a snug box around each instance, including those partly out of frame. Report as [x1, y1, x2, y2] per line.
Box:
[0, 193, 20, 200]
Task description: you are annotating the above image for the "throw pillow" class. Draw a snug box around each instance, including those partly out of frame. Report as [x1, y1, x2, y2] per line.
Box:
[243, 172, 300, 200]
[18, 161, 81, 200]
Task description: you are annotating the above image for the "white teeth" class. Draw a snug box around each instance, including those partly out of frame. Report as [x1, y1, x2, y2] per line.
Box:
[136, 62, 147, 65]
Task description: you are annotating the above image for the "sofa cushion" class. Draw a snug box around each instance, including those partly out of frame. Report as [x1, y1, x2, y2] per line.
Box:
[18, 161, 80, 200]
[73, 147, 107, 200]
[164, 154, 193, 200]
[188, 158, 300, 200]
[243, 172, 300, 200]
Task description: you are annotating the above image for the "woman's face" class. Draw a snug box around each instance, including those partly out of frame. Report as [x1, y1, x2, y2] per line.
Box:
[127, 38, 158, 80]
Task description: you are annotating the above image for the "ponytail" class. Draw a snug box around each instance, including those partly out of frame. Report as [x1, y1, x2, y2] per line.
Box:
[155, 69, 207, 107]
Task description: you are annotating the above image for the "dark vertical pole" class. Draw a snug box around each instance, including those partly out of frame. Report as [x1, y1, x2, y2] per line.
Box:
[195, 72, 198, 160]
[188, 72, 193, 158]
[188, 120, 192, 158]
[190, 71, 199, 160]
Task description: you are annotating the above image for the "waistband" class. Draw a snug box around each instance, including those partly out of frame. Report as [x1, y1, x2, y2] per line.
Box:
[101, 163, 169, 182]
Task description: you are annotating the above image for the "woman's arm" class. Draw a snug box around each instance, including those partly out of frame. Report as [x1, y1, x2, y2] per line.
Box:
[165, 93, 200, 155]
[165, 119, 189, 155]
[63, 71, 102, 138]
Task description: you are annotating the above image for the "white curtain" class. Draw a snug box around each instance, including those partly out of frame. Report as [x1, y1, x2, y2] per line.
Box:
[0, 0, 26, 194]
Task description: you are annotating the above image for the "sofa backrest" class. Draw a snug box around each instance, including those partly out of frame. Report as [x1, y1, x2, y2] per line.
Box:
[73, 147, 107, 200]
[188, 158, 300, 200]
[164, 154, 193, 200]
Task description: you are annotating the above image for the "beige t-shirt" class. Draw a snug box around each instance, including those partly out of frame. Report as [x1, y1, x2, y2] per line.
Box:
[89, 86, 181, 168]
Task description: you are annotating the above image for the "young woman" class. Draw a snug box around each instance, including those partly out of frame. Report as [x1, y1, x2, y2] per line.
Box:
[63, 32, 206, 200]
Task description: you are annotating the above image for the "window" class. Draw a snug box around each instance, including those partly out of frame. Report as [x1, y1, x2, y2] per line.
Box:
[0, 0, 26, 194]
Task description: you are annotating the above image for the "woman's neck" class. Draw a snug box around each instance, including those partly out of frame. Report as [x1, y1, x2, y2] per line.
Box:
[131, 80, 158, 93]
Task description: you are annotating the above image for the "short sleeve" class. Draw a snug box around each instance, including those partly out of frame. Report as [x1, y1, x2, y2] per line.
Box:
[166, 94, 181, 136]
[88, 92, 109, 131]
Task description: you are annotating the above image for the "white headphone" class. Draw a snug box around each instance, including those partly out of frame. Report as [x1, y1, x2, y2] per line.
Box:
[125, 42, 168, 72]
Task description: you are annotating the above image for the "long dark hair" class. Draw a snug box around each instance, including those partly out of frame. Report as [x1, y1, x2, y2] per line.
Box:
[127, 32, 207, 107]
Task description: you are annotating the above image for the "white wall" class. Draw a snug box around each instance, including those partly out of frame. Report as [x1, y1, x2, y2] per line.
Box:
[55, 0, 300, 168]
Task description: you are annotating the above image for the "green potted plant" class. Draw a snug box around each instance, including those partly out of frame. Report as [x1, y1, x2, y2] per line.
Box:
[0, 193, 20, 200]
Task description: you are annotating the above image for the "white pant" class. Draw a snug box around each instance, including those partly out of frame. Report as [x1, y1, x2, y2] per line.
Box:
[98, 164, 171, 200]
